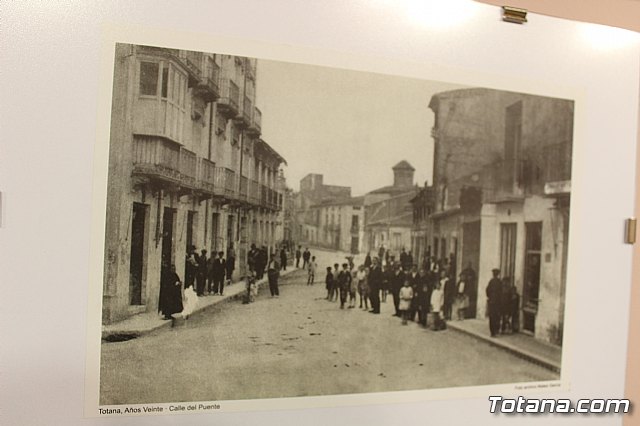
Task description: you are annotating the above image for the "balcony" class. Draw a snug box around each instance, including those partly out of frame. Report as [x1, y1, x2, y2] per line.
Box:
[235, 96, 252, 129]
[544, 141, 572, 183]
[178, 147, 197, 190]
[217, 79, 240, 119]
[249, 179, 260, 204]
[247, 107, 261, 136]
[181, 50, 202, 87]
[195, 60, 220, 102]
[199, 158, 217, 195]
[131, 136, 197, 192]
[239, 175, 248, 201]
[132, 136, 181, 185]
[260, 184, 268, 208]
[223, 167, 237, 198]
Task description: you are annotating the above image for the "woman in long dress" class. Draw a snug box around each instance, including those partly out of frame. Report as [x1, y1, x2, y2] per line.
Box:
[159, 264, 183, 320]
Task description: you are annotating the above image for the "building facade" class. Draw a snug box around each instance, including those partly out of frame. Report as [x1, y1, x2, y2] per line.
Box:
[429, 88, 573, 344]
[292, 173, 352, 247]
[409, 182, 435, 268]
[103, 44, 285, 324]
[363, 161, 418, 258]
[304, 197, 365, 253]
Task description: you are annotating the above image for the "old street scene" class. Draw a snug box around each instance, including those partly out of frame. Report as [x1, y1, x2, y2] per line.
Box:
[100, 44, 571, 405]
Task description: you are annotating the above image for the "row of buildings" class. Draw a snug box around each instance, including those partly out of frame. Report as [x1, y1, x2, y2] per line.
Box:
[102, 44, 288, 324]
[292, 162, 419, 256]
[293, 88, 572, 346]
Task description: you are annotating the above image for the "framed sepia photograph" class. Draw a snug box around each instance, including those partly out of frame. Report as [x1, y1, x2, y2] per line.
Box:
[87, 31, 578, 416]
[2, 1, 639, 425]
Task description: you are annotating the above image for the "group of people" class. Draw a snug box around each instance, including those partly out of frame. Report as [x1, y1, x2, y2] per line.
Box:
[244, 243, 290, 302]
[158, 244, 237, 320]
[318, 252, 475, 330]
[184, 244, 236, 297]
[486, 268, 520, 337]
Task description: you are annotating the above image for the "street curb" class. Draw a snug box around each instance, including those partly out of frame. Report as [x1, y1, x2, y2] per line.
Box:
[447, 322, 561, 374]
[101, 268, 301, 341]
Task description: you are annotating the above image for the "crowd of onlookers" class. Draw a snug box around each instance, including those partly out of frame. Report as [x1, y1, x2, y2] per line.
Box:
[159, 242, 521, 338]
[315, 248, 478, 331]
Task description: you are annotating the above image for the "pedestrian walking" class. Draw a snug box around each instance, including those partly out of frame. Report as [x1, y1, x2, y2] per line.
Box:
[364, 252, 372, 269]
[267, 257, 280, 297]
[399, 279, 414, 325]
[486, 268, 503, 337]
[307, 256, 317, 285]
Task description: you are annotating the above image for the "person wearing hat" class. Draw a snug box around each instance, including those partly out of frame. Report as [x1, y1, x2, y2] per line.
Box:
[486, 268, 503, 337]
[196, 249, 208, 296]
[368, 257, 383, 314]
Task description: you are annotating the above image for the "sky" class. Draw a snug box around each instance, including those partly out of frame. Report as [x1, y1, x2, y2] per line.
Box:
[255, 58, 465, 196]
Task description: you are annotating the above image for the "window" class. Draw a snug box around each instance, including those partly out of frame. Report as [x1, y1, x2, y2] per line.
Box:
[160, 65, 168, 97]
[139, 62, 159, 96]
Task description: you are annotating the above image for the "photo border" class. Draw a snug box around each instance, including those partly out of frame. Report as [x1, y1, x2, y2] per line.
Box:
[85, 22, 590, 418]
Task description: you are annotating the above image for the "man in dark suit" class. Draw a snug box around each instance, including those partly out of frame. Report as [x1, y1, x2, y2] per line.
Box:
[486, 268, 503, 337]
[368, 258, 383, 314]
[302, 247, 311, 269]
[211, 251, 226, 295]
[196, 249, 208, 297]
[390, 263, 405, 317]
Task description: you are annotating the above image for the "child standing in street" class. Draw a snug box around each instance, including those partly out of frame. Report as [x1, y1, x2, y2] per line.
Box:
[430, 280, 445, 330]
[348, 264, 358, 308]
[325, 266, 334, 300]
[399, 279, 414, 325]
[307, 256, 317, 285]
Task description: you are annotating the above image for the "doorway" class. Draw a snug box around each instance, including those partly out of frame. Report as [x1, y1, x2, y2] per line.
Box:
[129, 202, 148, 305]
[523, 222, 542, 333]
[161, 207, 176, 271]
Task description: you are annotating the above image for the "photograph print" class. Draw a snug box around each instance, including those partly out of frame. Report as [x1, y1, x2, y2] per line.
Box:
[98, 42, 572, 408]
